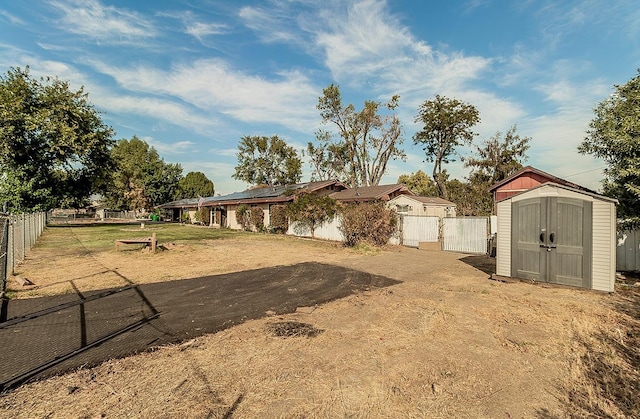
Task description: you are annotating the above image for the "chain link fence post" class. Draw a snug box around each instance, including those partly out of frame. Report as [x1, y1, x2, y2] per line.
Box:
[1, 215, 9, 298]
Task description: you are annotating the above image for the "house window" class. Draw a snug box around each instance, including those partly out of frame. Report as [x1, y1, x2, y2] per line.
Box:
[396, 205, 410, 214]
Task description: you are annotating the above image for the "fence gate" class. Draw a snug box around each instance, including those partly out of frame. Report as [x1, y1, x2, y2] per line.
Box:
[443, 217, 488, 254]
[399, 215, 439, 247]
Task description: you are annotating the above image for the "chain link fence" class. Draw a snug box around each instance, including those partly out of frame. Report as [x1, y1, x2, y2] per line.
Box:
[1, 212, 47, 297]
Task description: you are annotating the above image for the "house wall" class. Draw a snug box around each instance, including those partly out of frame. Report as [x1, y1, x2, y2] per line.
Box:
[497, 184, 616, 291]
[388, 195, 455, 218]
[225, 203, 271, 230]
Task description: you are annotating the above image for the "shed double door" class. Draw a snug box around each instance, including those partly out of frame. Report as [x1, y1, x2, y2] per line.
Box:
[511, 197, 592, 288]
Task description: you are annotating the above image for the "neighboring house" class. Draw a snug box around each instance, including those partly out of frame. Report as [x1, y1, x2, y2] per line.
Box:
[328, 184, 414, 203]
[388, 195, 456, 218]
[158, 180, 347, 228]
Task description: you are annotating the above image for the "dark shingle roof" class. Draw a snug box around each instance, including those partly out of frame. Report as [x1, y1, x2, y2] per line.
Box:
[329, 184, 413, 201]
[406, 196, 456, 206]
[158, 180, 345, 209]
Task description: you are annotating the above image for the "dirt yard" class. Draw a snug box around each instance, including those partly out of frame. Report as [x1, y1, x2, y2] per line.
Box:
[1, 223, 638, 418]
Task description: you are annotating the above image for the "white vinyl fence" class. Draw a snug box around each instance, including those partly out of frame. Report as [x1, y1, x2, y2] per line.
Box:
[442, 217, 488, 254]
[287, 216, 343, 242]
[617, 228, 640, 271]
[287, 214, 490, 254]
[392, 215, 440, 247]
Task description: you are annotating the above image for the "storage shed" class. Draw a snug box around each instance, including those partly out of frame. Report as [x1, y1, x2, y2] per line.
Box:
[495, 182, 617, 292]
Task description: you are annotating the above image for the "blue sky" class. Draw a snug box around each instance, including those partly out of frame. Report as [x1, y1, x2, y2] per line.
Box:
[1, 0, 639, 195]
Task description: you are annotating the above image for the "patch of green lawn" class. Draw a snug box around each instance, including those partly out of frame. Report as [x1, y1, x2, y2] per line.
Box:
[40, 222, 248, 252]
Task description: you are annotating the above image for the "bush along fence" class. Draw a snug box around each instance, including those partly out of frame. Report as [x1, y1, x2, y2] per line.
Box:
[288, 213, 491, 254]
[1, 212, 47, 297]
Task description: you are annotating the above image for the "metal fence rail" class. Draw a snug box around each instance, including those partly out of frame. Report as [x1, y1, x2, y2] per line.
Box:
[1, 212, 47, 297]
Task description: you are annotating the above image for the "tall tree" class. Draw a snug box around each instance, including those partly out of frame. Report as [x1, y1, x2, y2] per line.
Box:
[579, 69, 640, 219]
[105, 136, 182, 211]
[313, 84, 405, 187]
[176, 171, 215, 199]
[0, 67, 114, 211]
[233, 135, 302, 187]
[305, 130, 346, 182]
[464, 125, 531, 186]
[413, 95, 480, 200]
[463, 124, 531, 214]
[397, 170, 438, 196]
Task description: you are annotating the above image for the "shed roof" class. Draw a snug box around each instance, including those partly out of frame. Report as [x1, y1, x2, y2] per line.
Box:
[496, 181, 618, 204]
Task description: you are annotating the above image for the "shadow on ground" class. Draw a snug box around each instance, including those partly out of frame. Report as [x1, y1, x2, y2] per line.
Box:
[0, 262, 400, 392]
[459, 254, 496, 276]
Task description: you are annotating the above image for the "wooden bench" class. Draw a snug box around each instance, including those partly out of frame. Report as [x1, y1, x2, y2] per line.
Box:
[115, 233, 157, 252]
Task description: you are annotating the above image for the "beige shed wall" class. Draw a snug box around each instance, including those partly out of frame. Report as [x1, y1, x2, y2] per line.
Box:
[497, 184, 616, 291]
[591, 200, 616, 292]
[495, 200, 511, 277]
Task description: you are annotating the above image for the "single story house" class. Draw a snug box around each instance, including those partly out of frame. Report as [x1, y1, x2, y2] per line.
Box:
[159, 180, 347, 228]
[388, 195, 457, 218]
[159, 182, 422, 229]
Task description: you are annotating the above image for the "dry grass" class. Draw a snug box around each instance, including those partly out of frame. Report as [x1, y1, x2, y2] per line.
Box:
[1, 223, 638, 418]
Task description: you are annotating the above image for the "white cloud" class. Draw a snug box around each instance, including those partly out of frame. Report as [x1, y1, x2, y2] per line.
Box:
[49, 0, 156, 44]
[0, 9, 25, 25]
[96, 93, 217, 133]
[89, 58, 320, 133]
[140, 137, 197, 156]
[238, 5, 302, 44]
[185, 21, 228, 41]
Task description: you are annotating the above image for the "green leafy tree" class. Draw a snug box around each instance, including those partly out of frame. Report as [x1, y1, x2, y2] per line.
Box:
[312, 84, 405, 187]
[105, 136, 182, 211]
[0, 66, 114, 211]
[176, 171, 214, 199]
[462, 124, 531, 214]
[305, 130, 347, 182]
[287, 191, 337, 238]
[397, 170, 438, 196]
[233, 135, 302, 188]
[413, 95, 480, 200]
[579, 69, 640, 219]
[464, 125, 531, 186]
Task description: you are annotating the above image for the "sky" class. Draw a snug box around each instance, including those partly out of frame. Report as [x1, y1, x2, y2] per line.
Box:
[1, 0, 639, 196]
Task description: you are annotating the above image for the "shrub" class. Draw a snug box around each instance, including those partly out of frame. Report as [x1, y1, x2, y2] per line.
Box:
[235, 204, 251, 230]
[250, 206, 265, 232]
[287, 192, 337, 238]
[194, 208, 209, 225]
[269, 204, 289, 234]
[339, 201, 398, 247]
